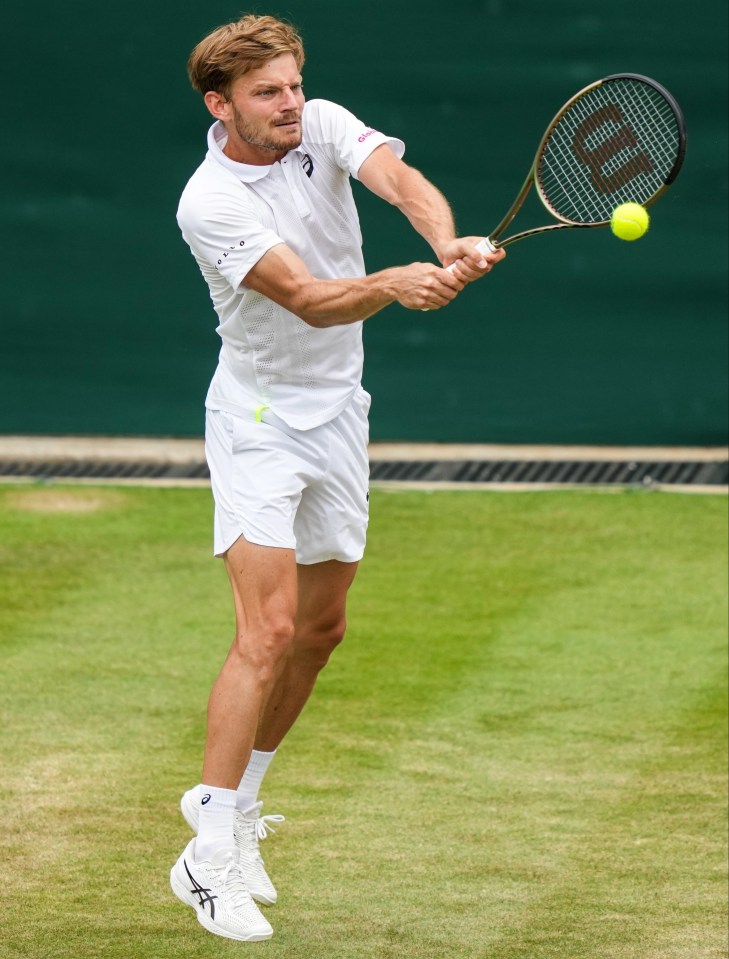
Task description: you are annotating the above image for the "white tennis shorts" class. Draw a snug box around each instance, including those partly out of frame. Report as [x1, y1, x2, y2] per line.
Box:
[205, 388, 371, 564]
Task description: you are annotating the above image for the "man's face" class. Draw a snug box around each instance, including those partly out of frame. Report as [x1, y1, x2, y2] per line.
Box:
[218, 53, 305, 164]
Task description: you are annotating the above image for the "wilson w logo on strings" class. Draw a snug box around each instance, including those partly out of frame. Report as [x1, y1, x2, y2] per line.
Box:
[572, 104, 655, 194]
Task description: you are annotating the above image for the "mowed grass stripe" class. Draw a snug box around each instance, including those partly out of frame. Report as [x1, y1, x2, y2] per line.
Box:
[0, 486, 726, 959]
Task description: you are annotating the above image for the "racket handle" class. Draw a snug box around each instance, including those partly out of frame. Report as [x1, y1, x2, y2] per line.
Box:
[422, 238, 497, 310]
[445, 237, 496, 274]
[475, 237, 496, 254]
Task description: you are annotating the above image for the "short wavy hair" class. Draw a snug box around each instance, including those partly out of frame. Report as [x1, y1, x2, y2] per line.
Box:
[187, 14, 305, 99]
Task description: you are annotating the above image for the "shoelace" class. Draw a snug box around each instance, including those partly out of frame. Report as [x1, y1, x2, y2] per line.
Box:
[211, 855, 253, 909]
[253, 812, 285, 843]
[237, 809, 285, 864]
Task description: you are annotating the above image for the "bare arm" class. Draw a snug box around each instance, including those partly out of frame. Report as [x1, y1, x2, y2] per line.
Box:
[244, 143, 504, 328]
[243, 243, 463, 329]
[357, 144, 505, 276]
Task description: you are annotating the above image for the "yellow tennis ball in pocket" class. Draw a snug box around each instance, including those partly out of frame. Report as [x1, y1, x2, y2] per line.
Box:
[610, 203, 650, 241]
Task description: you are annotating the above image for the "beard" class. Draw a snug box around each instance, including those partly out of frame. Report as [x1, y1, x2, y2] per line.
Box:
[231, 104, 302, 156]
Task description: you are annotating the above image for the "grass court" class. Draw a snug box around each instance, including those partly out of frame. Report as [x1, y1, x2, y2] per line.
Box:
[1, 483, 726, 958]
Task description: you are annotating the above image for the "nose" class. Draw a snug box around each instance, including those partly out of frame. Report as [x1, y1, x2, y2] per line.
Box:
[280, 86, 299, 111]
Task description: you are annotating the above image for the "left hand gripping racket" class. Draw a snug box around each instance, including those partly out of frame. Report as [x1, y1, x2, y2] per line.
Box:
[460, 73, 687, 260]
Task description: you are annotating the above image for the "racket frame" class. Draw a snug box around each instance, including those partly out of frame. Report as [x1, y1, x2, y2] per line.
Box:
[487, 73, 687, 248]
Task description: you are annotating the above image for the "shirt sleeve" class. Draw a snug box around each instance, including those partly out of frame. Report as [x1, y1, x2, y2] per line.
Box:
[177, 178, 284, 292]
[302, 99, 405, 180]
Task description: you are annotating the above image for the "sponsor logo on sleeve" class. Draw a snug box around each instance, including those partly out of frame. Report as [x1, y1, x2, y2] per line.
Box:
[216, 239, 246, 268]
[357, 128, 379, 143]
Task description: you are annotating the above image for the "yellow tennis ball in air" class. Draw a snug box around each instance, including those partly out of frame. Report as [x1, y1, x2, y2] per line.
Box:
[611, 203, 650, 241]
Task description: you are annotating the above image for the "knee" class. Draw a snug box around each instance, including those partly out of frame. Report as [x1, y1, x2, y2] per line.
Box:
[295, 614, 347, 669]
[233, 616, 296, 681]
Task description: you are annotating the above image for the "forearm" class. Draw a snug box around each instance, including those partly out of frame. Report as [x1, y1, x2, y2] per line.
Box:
[287, 270, 402, 327]
[358, 147, 500, 274]
[244, 245, 460, 327]
[388, 166, 458, 263]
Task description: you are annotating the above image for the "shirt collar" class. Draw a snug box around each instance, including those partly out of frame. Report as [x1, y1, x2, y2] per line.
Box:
[206, 121, 303, 182]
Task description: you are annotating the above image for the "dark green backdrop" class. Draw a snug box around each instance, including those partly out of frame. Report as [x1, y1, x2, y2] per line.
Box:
[1, 1, 727, 444]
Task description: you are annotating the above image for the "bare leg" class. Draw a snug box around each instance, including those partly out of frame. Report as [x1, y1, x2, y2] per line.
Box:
[201, 536, 298, 788]
[254, 559, 359, 752]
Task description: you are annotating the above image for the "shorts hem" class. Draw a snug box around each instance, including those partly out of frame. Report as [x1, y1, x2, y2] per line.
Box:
[296, 548, 365, 566]
[213, 528, 297, 558]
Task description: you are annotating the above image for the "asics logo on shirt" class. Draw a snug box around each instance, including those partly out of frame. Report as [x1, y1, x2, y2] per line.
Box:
[301, 153, 314, 178]
[201, 793, 211, 805]
[184, 859, 218, 918]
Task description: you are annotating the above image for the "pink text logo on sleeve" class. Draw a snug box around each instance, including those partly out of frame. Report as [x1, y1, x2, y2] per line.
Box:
[357, 129, 379, 143]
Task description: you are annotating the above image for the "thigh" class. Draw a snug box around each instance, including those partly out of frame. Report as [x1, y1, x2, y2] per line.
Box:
[295, 559, 360, 637]
[224, 535, 299, 638]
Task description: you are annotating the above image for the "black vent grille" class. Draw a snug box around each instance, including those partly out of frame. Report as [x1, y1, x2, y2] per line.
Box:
[0, 457, 726, 487]
[0, 460, 211, 482]
[368, 459, 728, 487]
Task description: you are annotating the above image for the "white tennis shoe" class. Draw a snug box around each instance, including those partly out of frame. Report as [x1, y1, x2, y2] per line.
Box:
[170, 838, 273, 941]
[181, 788, 284, 905]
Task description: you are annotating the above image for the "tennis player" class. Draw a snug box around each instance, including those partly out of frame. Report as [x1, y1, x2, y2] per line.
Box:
[170, 13, 505, 941]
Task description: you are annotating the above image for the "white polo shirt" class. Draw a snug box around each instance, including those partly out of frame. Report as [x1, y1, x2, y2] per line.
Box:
[177, 98, 405, 430]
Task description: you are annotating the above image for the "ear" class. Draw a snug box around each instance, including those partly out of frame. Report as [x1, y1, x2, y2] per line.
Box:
[203, 90, 232, 122]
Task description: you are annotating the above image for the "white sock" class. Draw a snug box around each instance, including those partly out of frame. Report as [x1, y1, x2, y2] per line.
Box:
[237, 749, 277, 810]
[194, 785, 236, 862]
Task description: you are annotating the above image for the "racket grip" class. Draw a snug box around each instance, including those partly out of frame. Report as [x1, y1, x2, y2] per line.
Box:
[446, 237, 496, 274]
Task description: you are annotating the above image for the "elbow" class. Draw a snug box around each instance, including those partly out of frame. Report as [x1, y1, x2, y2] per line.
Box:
[295, 306, 361, 329]
[288, 285, 349, 328]
[288, 295, 330, 328]
[299, 314, 329, 328]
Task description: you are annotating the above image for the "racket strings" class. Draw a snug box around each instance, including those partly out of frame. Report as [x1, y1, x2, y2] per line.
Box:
[537, 78, 682, 224]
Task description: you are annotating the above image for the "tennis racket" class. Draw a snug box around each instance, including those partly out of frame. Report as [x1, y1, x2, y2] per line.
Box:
[457, 73, 686, 260]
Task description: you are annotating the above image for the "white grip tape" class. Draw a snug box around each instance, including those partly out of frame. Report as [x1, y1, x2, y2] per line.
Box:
[446, 237, 495, 274]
